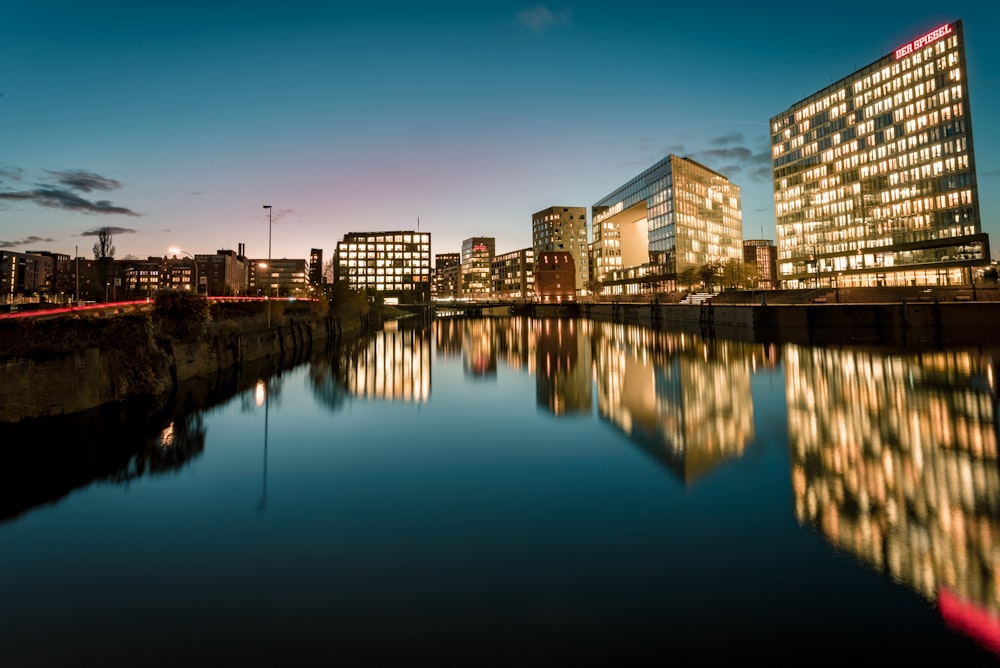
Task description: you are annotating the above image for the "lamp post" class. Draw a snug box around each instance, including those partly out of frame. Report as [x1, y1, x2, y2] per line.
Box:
[263, 205, 272, 328]
[168, 248, 199, 294]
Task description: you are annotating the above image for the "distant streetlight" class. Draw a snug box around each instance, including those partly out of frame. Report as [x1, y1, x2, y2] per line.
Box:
[263, 205, 272, 328]
[259, 262, 271, 328]
[168, 247, 200, 294]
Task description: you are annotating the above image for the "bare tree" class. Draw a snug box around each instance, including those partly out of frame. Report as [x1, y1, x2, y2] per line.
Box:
[92, 226, 116, 260]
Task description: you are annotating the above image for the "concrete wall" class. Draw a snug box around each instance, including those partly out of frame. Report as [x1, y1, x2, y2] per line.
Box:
[0, 312, 375, 424]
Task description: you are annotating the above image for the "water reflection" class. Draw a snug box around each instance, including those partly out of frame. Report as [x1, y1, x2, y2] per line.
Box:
[593, 322, 771, 483]
[325, 320, 432, 401]
[535, 319, 591, 415]
[5, 314, 1000, 661]
[787, 346, 1000, 653]
[0, 402, 206, 524]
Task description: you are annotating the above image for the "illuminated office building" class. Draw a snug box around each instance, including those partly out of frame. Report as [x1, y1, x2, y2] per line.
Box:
[491, 247, 534, 300]
[334, 231, 431, 304]
[532, 206, 590, 296]
[591, 155, 742, 299]
[460, 237, 494, 299]
[771, 19, 989, 288]
[433, 252, 460, 299]
[743, 240, 778, 290]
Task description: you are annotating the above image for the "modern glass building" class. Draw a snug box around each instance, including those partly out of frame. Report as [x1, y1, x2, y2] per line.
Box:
[771, 19, 989, 288]
[334, 231, 431, 304]
[460, 237, 495, 299]
[591, 154, 742, 299]
[532, 206, 589, 297]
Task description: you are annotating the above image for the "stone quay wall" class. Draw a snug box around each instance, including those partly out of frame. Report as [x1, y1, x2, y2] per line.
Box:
[0, 310, 382, 424]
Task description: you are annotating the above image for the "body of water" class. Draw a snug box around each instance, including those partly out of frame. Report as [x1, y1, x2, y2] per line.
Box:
[2, 316, 999, 665]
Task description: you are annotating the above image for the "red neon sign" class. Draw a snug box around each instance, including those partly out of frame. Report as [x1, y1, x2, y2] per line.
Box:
[894, 23, 952, 59]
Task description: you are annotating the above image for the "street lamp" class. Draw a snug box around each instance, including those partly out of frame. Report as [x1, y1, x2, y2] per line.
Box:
[259, 262, 271, 328]
[168, 248, 199, 294]
[263, 205, 272, 328]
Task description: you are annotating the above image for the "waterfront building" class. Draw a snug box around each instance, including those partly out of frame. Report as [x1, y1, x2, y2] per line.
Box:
[491, 248, 534, 300]
[0, 251, 55, 302]
[591, 155, 743, 300]
[433, 252, 460, 299]
[534, 251, 576, 303]
[460, 237, 494, 300]
[250, 258, 309, 298]
[120, 257, 165, 299]
[308, 248, 323, 288]
[771, 19, 989, 288]
[532, 206, 589, 297]
[200, 250, 249, 296]
[333, 231, 431, 305]
[743, 240, 779, 290]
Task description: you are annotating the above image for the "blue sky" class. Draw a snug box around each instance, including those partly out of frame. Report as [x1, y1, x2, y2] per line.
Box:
[2, 1, 999, 263]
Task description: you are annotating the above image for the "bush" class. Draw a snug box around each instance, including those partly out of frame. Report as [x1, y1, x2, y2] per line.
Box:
[152, 290, 211, 341]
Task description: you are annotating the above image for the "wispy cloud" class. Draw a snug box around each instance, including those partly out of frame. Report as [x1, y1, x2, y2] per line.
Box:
[0, 235, 55, 250]
[0, 165, 24, 182]
[517, 4, 573, 33]
[686, 133, 773, 183]
[982, 168, 1000, 178]
[81, 226, 137, 237]
[0, 188, 142, 215]
[0, 167, 142, 216]
[45, 169, 123, 193]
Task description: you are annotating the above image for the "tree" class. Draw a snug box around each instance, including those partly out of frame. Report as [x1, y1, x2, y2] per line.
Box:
[92, 227, 116, 300]
[92, 227, 116, 260]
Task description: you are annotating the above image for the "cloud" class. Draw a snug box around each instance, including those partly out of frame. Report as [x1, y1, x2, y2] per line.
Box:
[0, 165, 24, 181]
[45, 169, 122, 193]
[709, 132, 745, 147]
[0, 235, 55, 250]
[0, 188, 142, 215]
[0, 167, 142, 216]
[982, 169, 1000, 178]
[81, 226, 137, 236]
[517, 5, 573, 33]
[688, 133, 773, 184]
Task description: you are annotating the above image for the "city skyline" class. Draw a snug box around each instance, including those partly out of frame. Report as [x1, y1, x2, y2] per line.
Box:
[2, 2, 999, 262]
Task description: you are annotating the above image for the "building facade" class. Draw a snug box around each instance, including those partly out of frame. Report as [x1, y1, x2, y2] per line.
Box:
[460, 237, 495, 300]
[433, 252, 460, 300]
[333, 231, 431, 304]
[309, 248, 323, 288]
[532, 206, 589, 297]
[771, 19, 988, 288]
[534, 251, 576, 303]
[491, 248, 534, 300]
[591, 154, 743, 299]
[250, 258, 309, 298]
[743, 240, 779, 290]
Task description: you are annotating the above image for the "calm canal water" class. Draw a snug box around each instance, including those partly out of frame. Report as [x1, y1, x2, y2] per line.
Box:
[2, 316, 1000, 666]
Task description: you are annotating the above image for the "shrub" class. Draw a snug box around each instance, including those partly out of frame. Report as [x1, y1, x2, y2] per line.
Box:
[152, 290, 212, 341]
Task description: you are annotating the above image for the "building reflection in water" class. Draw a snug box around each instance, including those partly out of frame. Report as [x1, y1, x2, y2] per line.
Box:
[591, 322, 769, 484]
[461, 318, 499, 378]
[787, 346, 1000, 653]
[533, 318, 591, 415]
[336, 321, 431, 402]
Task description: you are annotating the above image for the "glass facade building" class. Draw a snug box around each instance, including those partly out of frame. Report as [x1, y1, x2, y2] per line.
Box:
[771, 19, 989, 288]
[334, 231, 431, 304]
[591, 154, 742, 298]
[460, 237, 495, 299]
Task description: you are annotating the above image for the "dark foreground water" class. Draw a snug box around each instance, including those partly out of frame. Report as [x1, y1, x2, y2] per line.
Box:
[2, 316, 999, 666]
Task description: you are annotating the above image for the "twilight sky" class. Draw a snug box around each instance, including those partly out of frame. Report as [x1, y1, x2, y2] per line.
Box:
[2, 1, 999, 263]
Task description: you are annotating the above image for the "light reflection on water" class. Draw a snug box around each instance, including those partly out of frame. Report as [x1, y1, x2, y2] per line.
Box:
[1, 316, 999, 665]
